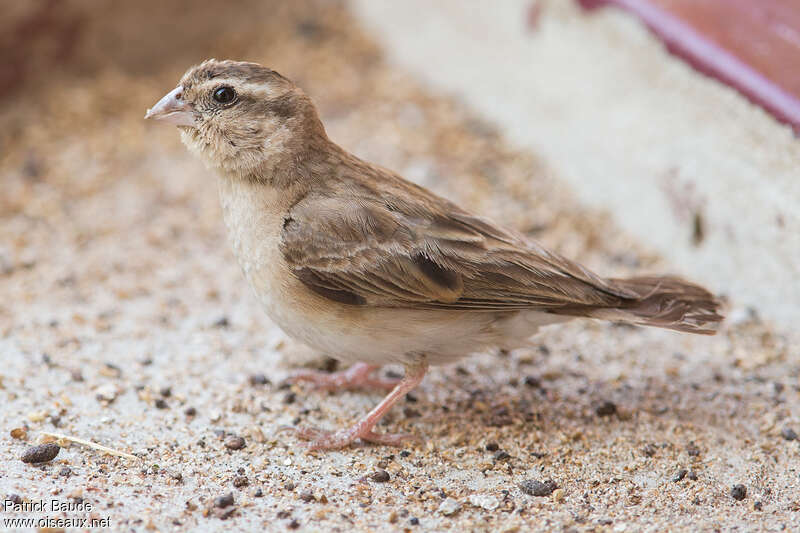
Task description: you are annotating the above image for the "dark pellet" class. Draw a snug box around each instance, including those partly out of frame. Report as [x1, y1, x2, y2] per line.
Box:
[20, 443, 60, 464]
[730, 484, 747, 501]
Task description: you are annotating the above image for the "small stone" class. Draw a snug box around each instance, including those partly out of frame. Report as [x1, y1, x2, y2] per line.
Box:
[370, 469, 390, 482]
[686, 441, 700, 457]
[58, 466, 72, 477]
[781, 427, 798, 441]
[493, 450, 511, 461]
[252, 488, 263, 498]
[214, 493, 234, 508]
[20, 443, 60, 464]
[224, 436, 246, 450]
[594, 401, 617, 417]
[213, 316, 230, 328]
[95, 383, 119, 403]
[485, 442, 499, 452]
[184, 407, 197, 417]
[299, 491, 315, 502]
[159, 387, 172, 397]
[523, 376, 541, 388]
[400, 450, 411, 458]
[642, 444, 657, 457]
[409, 517, 419, 526]
[284, 481, 296, 491]
[283, 392, 296, 405]
[288, 519, 300, 529]
[233, 476, 249, 488]
[672, 469, 687, 482]
[468, 494, 500, 511]
[438, 497, 461, 516]
[552, 488, 565, 502]
[752, 500, 763, 511]
[687, 470, 698, 481]
[520, 479, 558, 497]
[730, 484, 747, 501]
[249, 373, 270, 386]
[10, 428, 27, 440]
[154, 398, 168, 409]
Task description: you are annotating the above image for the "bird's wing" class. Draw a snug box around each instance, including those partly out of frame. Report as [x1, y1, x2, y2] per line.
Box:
[280, 191, 635, 311]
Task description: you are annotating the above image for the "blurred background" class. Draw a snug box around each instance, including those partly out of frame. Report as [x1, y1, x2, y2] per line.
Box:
[2, 1, 799, 531]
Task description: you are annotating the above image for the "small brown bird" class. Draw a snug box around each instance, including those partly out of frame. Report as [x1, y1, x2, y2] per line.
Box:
[146, 59, 723, 450]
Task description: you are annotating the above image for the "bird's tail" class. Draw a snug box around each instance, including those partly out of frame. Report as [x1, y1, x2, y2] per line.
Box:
[571, 276, 724, 335]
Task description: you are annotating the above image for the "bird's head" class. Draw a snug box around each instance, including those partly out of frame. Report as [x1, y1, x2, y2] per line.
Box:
[146, 59, 325, 176]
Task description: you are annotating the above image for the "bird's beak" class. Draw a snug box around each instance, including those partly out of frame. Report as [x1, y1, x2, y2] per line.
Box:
[144, 86, 195, 127]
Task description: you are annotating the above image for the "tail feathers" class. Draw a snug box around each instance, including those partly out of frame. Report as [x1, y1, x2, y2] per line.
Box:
[576, 276, 724, 335]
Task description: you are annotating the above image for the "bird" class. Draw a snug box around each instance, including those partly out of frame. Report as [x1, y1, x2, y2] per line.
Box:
[145, 59, 723, 450]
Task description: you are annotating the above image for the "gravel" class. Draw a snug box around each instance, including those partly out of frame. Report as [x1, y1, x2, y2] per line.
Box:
[1, 1, 796, 531]
[520, 479, 558, 497]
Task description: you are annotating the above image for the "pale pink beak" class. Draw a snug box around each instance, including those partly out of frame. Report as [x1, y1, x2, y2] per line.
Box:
[144, 86, 195, 127]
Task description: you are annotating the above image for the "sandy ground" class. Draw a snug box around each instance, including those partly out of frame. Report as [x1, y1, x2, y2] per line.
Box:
[1, 1, 798, 531]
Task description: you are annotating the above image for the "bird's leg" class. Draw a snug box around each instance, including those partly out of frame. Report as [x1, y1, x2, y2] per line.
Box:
[288, 361, 400, 392]
[286, 359, 428, 450]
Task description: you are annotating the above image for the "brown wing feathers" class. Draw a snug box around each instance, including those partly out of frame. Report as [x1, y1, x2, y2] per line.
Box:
[280, 159, 722, 334]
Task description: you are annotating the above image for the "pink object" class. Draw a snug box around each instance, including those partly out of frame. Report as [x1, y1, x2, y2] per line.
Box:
[578, 0, 800, 133]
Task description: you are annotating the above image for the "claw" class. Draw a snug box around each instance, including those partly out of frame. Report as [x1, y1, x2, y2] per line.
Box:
[288, 362, 400, 392]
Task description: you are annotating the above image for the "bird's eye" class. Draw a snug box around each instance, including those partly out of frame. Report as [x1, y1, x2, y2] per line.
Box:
[212, 86, 237, 104]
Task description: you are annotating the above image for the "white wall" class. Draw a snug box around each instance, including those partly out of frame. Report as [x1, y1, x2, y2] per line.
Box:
[351, 0, 800, 329]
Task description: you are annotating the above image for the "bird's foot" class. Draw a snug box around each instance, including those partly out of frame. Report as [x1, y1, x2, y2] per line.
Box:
[284, 424, 418, 450]
[288, 362, 400, 392]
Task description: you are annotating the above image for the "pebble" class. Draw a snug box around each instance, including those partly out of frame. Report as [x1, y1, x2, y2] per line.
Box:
[520, 479, 558, 497]
[20, 443, 60, 464]
[300, 491, 315, 502]
[468, 494, 500, 511]
[283, 392, 297, 404]
[10, 427, 27, 440]
[781, 427, 797, 441]
[438, 497, 461, 516]
[642, 444, 657, 457]
[595, 401, 617, 417]
[59, 466, 72, 477]
[184, 407, 197, 417]
[233, 476, 249, 488]
[95, 383, 119, 403]
[686, 442, 701, 457]
[288, 519, 300, 529]
[687, 470, 698, 481]
[249, 373, 270, 386]
[524, 376, 541, 388]
[370, 469, 390, 482]
[485, 442, 499, 452]
[154, 398, 168, 409]
[409, 517, 419, 526]
[730, 484, 747, 501]
[224, 436, 246, 450]
[253, 488, 263, 498]
[214, 493, 234, 508]
[493, 450, 511, 461]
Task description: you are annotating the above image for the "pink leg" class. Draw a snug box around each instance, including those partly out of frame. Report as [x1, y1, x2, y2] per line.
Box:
[288, 362, 400, 391]
[285, 360, 428, 450]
